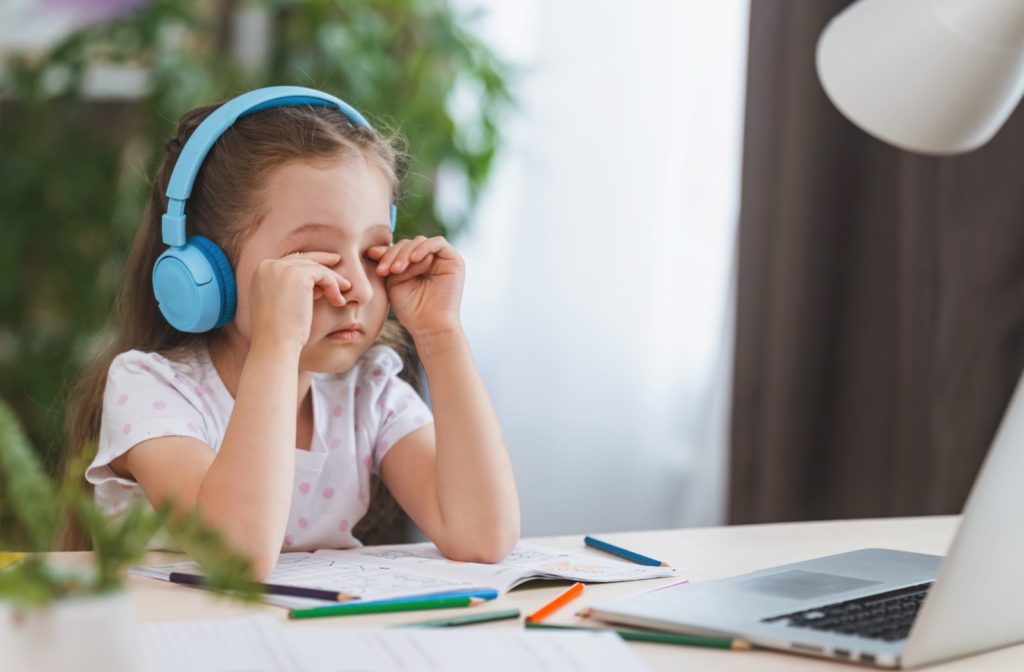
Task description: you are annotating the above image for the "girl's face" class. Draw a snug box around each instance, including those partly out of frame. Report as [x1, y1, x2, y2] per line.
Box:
[230, 156, 394, 373]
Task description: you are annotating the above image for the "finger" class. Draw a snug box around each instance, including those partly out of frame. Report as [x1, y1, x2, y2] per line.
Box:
[390, 237, 430, 273]
[407, 237, 446, 265]
[366, 244, 390, 259]
[290, 250, 341, 266]
[376, 239, 414, 274]
[311, 267, 347, 307]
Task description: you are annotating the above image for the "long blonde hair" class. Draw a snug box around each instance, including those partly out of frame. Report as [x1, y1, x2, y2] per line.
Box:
[59, 100, 419, 550]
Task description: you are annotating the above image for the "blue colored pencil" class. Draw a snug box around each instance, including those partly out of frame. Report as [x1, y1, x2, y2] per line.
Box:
[584, 536, 670, 567]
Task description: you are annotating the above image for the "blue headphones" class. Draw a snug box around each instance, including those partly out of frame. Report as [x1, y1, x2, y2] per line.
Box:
[153, 85, 396, 333]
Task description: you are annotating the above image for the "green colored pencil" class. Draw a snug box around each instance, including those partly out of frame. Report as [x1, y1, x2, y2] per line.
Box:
[398, 608, 522, 628]
[290, 596, 484, 620]
[524, 621, 751, 650]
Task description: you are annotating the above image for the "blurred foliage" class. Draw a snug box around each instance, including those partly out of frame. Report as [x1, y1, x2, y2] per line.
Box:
[0, 398, 260, 605]
[0, 0, 512, 470]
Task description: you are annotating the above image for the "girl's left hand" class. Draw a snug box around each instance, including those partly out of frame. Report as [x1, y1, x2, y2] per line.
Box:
[367, 235, 465, 337]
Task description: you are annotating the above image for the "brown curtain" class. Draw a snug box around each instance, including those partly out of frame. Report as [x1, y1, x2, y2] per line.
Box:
[729, 0, 1024, 524]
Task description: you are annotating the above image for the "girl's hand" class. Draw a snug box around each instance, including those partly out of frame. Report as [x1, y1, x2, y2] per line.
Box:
[249, 251, 351, 354]
[367, 236, 465, 337]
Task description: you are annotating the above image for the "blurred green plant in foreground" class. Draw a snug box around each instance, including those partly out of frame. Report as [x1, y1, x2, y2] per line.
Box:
[0, 398, 260, 605]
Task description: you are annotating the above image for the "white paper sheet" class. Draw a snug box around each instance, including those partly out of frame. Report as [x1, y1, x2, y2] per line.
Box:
[137, 616, 653, 672]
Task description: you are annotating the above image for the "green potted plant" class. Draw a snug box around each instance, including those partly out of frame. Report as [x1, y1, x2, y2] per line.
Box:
[0, 399, 260, 671]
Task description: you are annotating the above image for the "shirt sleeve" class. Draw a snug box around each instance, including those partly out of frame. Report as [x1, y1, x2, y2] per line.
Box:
[361, 346, 434, 474]
[86, 350, 211, 488]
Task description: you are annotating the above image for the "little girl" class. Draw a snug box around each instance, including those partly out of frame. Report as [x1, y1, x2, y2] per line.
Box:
[65, 87, 520, 578]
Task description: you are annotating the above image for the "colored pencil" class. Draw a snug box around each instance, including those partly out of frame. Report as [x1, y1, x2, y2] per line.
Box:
[290, 596, 484, 620]
[525, 621, 751, 650]
[526, 582, 585, 623]
[168, 571, 357, 603]
[398, 608, 521, 628]
[358, 588, 498, 606]
[584, 536, 670, 567]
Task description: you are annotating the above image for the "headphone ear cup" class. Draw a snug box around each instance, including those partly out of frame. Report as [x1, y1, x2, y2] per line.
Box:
[152, 236, 236, 333]
[189, 235, 237, 327]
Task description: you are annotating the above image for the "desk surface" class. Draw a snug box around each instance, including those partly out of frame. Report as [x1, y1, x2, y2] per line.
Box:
[49, 516, 1024, 670]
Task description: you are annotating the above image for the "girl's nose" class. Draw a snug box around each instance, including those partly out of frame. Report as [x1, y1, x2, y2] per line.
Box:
[337, 254, 375, 306]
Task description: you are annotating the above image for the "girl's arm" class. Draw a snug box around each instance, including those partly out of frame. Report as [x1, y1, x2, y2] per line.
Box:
[113, 251, 349, 579]
[369, 237, 520, 562]
[380, 327, 520, 562]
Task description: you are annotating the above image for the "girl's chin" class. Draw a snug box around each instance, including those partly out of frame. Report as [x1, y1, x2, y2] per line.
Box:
[299, 342, 366, 373]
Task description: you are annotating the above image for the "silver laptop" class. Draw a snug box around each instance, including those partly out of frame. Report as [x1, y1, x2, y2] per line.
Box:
[591, 374, 1024, 668]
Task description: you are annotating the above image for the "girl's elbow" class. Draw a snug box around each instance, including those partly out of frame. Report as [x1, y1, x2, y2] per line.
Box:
[445, 527, 520, 564]
[249, 549, 280, 582]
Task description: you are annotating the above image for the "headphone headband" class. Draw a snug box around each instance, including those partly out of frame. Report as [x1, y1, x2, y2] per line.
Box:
[161, 86, 392, 247]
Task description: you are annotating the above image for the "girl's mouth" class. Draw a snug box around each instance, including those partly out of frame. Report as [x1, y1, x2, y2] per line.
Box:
[327, 328, 363, 342]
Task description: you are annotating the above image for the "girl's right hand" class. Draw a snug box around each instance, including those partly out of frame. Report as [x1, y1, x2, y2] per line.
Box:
[248, 251, 351, 354]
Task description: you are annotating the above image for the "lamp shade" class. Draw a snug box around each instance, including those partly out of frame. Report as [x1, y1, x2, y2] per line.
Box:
[816, 0, 1024, 155]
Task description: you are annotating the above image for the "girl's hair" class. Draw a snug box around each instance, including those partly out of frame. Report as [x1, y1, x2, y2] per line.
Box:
[57, 101, 418, 550]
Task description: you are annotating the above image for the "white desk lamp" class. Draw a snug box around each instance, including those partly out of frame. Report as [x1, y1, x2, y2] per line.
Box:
[816, 0, 1024, 155]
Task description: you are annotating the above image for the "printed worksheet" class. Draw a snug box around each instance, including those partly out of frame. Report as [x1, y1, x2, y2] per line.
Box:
[132, 542, 676, 608]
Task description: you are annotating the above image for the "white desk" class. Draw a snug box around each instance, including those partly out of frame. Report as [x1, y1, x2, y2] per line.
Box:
[50, 515, 1024, 670]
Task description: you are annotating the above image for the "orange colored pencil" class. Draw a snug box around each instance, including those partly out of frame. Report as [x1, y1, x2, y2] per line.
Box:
[526, 582, 585, 623]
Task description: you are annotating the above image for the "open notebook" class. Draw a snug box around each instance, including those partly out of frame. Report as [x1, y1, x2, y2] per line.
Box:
[133, 541, 676, 608]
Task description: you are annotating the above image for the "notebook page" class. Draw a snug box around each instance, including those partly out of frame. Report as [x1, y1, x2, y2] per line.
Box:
[315, 542, 676, 591]
[131, 552, 478, 604]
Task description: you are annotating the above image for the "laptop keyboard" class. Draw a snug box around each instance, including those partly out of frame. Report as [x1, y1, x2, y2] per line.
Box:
[761, 582, 932, 642]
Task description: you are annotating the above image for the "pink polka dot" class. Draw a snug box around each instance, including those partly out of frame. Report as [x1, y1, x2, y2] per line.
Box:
[204, 385, 215, 395]
[414, 415, 425, 424]
[139, 364, 151, 374]
[363, 454, 372, 469]
[298, 517, 308, 529]
[150, 352, 163, 362]
[322, 487, 335, 500]
[119, 482, 134, 490]
[354, 385, 362, 397]
[117, 394, 129, 406]
[338, 519, 350, 533]
[160, 431, 173, 437]
[284, 534, 294, 546]
[358, 491, 368, 505]
[332, 405, 343, 417]
[299, 482, 311, 495]
[186, 422, 198, 433]
[122, 423, 132, 435]
[195, 386, 204, 397]
[152, 400, 167, 411]
[375, 439, 389, 454]
[329, 438, 342, 451]
[371, 368, 384, 378]
[385, 410, 395, 421]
